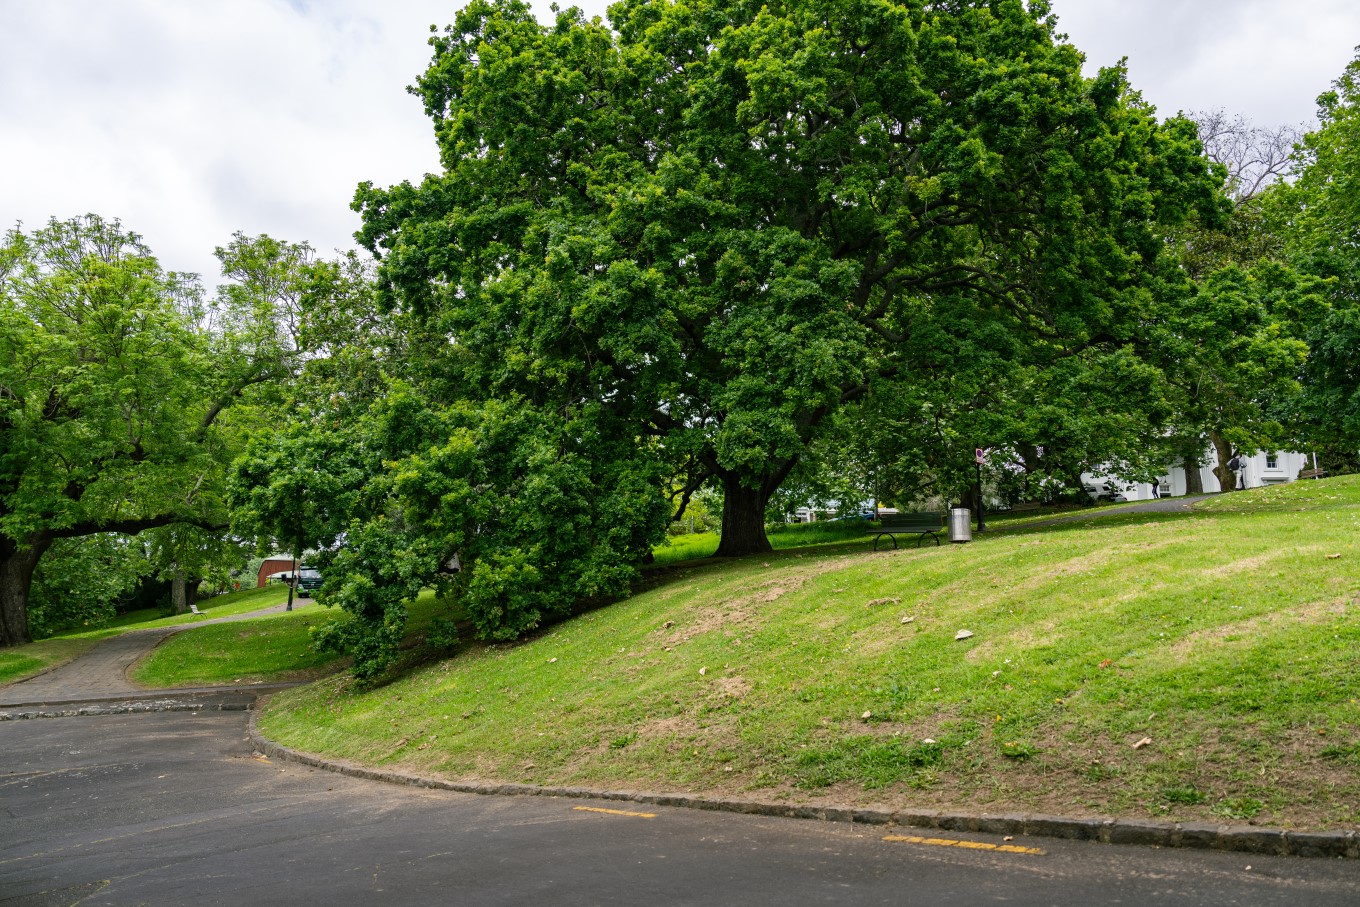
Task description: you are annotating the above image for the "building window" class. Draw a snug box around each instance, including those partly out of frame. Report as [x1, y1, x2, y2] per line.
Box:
[1266, 453, 1279, 470]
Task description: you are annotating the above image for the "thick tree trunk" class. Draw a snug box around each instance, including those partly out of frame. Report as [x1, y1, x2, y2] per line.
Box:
[1209, 431, 1236, 492]
[714, 474, 773, 557]
[1, 535, 50, 647]
[1183, 456, 1204, 495]
[1178, 441, 1206, 496]
[170, 570, 190, 615]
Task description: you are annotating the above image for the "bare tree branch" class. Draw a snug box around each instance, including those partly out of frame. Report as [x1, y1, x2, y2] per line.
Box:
[1193, 108, 1304, 203]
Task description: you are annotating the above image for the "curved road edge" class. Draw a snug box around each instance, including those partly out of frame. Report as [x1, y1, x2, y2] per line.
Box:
[246, 703, 1359, 862]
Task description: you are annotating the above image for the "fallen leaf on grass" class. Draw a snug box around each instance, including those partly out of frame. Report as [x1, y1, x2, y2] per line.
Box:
[1099, 659, 1113, 669]
[699, 667, 707, 676]
[866, 597, 900, 607]
[862, 710, 872, 719]
[1326, 554, 1342, 560]
[1132, 737, 1152, 749]
[955, 629, 974, 640]
[900, 615, 915, 624]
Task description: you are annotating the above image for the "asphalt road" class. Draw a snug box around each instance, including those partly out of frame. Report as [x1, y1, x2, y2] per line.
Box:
[4, 711, 1358, 906]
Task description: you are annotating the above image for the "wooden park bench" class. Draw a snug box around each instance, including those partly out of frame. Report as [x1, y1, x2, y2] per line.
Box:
[868, 512, 945, 551]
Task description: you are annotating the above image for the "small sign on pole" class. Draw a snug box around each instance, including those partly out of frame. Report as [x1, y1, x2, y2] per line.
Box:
[975, 447, 986, 465]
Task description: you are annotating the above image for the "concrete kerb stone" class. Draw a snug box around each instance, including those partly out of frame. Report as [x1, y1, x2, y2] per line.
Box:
[244, 710, 1357, 860]
[1, 696, 257, 721]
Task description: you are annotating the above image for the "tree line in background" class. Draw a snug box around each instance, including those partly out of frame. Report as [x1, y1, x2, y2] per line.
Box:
[5, 1, 1360, 680]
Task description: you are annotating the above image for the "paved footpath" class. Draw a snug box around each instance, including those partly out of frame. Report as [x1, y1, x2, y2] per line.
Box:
[0, 599, 313, 708]
[998, 495, 1213, 532]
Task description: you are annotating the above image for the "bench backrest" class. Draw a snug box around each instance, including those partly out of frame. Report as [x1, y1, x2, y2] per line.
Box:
[874, 512, 944, 531]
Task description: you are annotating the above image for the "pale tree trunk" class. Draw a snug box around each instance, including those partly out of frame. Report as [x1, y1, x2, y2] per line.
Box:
[714, 473, 773, 557]
[0, 534, 50, 648]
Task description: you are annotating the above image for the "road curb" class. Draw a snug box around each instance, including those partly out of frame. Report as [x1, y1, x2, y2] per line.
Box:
[2, 695, 255, 720]
[246, 711, 1358, 861]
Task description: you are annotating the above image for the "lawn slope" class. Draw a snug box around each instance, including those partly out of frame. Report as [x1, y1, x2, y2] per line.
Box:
[250, 478, 1356, 829]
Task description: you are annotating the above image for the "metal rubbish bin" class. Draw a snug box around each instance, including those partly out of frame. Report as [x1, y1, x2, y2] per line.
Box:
[948, 507, 973, 543]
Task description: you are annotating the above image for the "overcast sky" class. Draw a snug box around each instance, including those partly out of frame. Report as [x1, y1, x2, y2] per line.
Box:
[2, 1, 1357, 287]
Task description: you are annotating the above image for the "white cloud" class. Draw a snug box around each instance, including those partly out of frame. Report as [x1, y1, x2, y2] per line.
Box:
[1053, 0, 1360, 125]
[1, 0, 1354, 288]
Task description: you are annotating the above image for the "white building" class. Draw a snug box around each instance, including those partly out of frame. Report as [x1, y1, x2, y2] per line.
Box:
[1083, 448, 1315, 501]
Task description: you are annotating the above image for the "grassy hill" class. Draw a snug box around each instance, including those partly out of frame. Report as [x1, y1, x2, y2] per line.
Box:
[257, 476, 1360, 831]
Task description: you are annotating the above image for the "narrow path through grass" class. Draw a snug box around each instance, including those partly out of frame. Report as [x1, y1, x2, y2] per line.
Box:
[0, 585, 294, 687]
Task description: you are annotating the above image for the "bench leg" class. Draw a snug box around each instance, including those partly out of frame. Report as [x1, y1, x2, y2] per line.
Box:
[873, 533, 899, 552]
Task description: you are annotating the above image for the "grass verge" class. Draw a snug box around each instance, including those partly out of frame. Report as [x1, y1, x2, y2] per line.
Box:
[129, 589, 459, 688]
[259, 476, 1360, 831]
[0, 636, 107, 686]
[0, 585, 292, 689]
[130, 607, 344, 687]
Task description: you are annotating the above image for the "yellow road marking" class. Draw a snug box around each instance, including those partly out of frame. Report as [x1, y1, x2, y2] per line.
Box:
[883, 834, 1045, 856]
[573, 806, 657, 819]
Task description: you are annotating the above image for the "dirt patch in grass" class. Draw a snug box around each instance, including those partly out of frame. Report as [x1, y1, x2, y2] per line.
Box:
[1162, 594, 1353, 659]
[715, 675, 752, 699]
[638, 714, 699, 740]
[1201, 546, 1335, 579]
[662, 557, 859, 646]
[963, 621, 1060, 661]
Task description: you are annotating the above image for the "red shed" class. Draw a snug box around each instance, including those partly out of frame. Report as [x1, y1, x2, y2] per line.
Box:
[256, 556, 297, 589]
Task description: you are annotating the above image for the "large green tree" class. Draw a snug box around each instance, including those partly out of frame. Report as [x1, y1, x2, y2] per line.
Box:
[1283, 52, 1360, 457]
[0, 218, 299, 646]
[355, 0, 1217, 557]
[1151, 109, 1309, 492]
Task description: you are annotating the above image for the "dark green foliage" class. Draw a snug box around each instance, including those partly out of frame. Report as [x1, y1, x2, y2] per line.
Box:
[26, 535, 150, 638]
[1282, 52, 1360, 453]
[354, 0, 1219, 560]
[391, 397, 672, 641]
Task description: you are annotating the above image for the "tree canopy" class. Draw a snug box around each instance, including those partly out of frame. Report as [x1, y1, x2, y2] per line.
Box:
[354, 0, 1220, 564]
[0, 217, 303, 646]
[1283, 52, 1360, 456]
